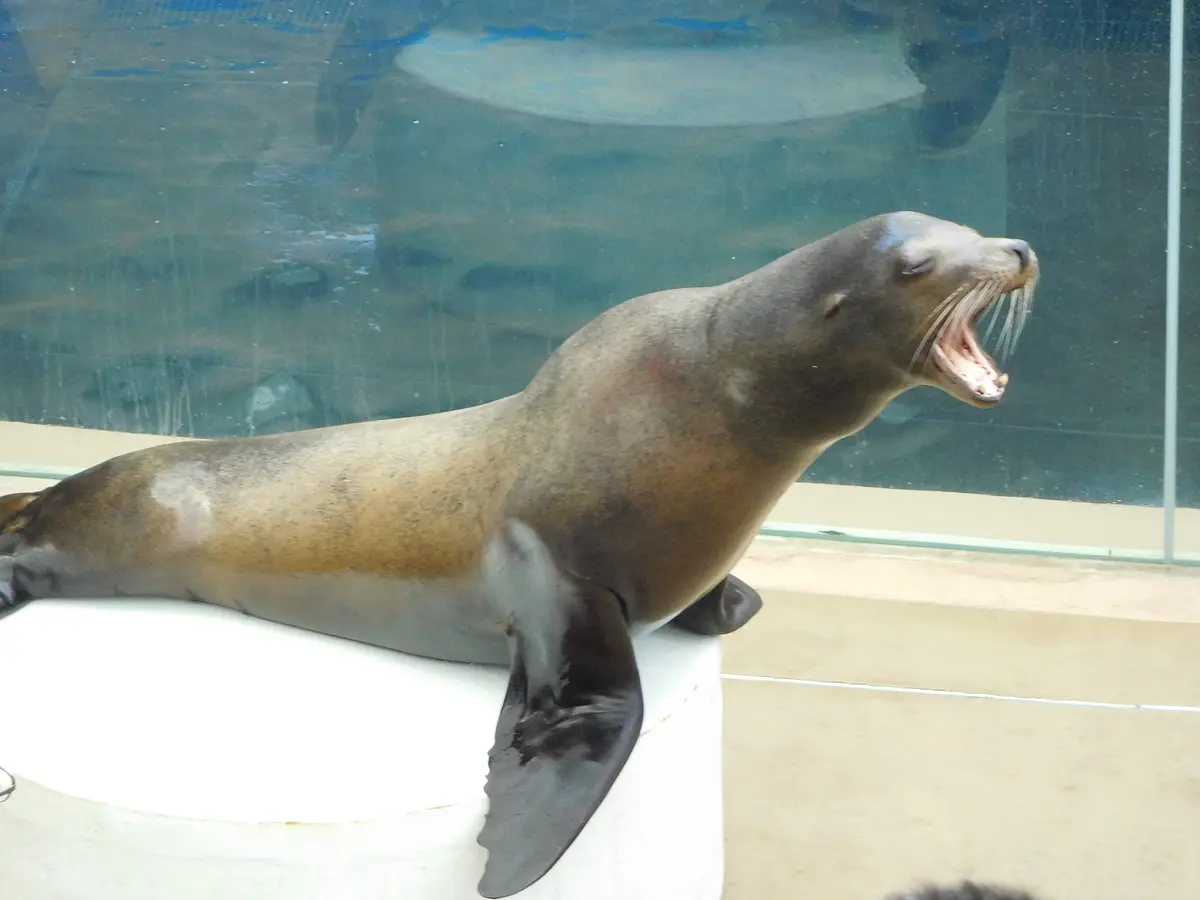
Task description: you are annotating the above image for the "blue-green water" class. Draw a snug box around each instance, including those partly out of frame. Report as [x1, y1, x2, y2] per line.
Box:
[0, 0, 1193, 509]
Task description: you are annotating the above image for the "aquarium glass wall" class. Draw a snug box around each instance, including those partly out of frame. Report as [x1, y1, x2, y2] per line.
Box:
[0, 0, 1188, 550]
[1181, 1, 1200, 556]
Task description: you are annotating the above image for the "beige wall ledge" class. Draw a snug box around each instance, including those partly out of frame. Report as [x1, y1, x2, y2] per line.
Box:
[734, 536, 1200, 626]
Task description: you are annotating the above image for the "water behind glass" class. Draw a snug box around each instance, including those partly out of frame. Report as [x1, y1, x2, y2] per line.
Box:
[0, 0, 1177, 508]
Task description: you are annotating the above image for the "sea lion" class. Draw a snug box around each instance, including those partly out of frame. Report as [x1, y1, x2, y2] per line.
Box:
[0, 210, 1038, 898]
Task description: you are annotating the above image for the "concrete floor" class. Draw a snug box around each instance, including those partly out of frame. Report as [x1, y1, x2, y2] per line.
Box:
[719, 580, 1200, 900]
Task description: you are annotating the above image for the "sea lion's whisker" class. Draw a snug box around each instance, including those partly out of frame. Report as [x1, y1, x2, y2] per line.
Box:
[910, 283, 970, 371]
[911, 284, 972, 374]
[962, 278, 997, 330]
[914, 288, 966, 351]
[980, 291, 1007, 347]
[996, 296, 1016, 362]
[995, 278, 1036, 363]
[969, 278, 999, 326]
[1014, 279, 1036, 347]
[1009, 283, 1029, 356]
[1000, 296, 1020, 362]
[984, 273, 1039, 365]
[918, 276, 1020, 375]
[982, 280, 1017, 364]
[916, 282, 968, 333]
[912, 279, 991, 372]
[943, 280, 991, 342]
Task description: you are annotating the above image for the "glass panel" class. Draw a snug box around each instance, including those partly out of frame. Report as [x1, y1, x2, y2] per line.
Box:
[0, 1, 1170, 533]
[799, 1, 1169, 514]
[1179, 0, 1200, 556]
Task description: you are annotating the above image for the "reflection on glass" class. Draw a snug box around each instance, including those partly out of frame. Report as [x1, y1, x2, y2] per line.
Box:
[0, 0, 1172, 508]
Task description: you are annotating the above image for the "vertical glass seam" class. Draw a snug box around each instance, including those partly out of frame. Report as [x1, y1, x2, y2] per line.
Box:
[1164, 0, 1185, 562]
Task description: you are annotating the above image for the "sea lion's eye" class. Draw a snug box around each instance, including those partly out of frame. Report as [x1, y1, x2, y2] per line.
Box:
[899, 256, 935, 278]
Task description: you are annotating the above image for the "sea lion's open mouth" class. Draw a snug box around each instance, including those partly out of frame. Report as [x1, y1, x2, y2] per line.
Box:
[917, 274, 1037, 407]
[930, 308, 1008, 404]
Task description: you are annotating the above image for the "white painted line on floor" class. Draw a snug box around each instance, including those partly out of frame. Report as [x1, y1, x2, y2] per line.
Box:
[720, 672, 1200, 713]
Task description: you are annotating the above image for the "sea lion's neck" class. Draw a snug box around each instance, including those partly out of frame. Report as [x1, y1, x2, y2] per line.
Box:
[707, 252, 905, 453]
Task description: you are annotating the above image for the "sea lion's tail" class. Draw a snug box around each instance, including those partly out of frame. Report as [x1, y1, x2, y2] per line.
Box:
[886, 882, 1043, 900]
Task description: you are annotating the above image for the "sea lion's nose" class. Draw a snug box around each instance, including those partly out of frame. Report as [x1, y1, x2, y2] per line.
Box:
[1004, 239, 1032, 271]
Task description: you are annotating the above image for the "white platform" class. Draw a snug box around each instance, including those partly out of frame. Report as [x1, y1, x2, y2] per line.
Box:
[0, 599, 725, 899]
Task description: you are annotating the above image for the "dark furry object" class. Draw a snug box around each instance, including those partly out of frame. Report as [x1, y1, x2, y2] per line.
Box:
[886, 882, 1042, 900]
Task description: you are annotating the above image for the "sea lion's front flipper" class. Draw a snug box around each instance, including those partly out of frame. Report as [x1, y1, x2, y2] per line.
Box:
[670, 574, 763, 636]
[477, 578, 643, 899]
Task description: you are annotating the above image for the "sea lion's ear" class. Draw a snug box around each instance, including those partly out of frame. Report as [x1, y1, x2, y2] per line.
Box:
[823, 291, 847, 319]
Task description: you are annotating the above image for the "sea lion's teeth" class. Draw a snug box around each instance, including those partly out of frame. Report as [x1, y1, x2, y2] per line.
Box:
[999, 373, 1010, 387]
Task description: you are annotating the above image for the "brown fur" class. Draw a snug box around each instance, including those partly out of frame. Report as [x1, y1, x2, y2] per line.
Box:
[5, 404, 515, 578]
[0, 212, 1037, 654]
[0, 492, 35, 534]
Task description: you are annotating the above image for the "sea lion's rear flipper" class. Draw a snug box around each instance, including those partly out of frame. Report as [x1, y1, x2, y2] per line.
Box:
[477, 579, 643, 899]
[0, 490, 43, 614]
[670, 574, 763, 636]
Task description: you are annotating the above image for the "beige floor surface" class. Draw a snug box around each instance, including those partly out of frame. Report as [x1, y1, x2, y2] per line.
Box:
[722, 678, 1199, 900]
[719, 586, 1200, 900]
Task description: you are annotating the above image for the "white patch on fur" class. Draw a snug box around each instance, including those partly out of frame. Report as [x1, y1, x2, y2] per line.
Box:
[480, 518, 573, 693]
[725, 367, 755, 407]
[150, 463, 217, 545]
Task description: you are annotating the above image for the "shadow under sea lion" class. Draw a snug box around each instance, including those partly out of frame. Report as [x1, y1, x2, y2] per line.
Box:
[888, 881, 1049, 900]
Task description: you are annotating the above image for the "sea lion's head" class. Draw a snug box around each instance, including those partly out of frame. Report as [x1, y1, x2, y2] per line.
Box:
[867, 210, 1039, 408]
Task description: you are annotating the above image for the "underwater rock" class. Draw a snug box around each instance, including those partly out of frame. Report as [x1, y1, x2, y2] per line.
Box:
[243, 372, 316, 430]
[457, 263, 614, 310]
[85, 352, 222, 410]
[459, 263, 560, 291]
[376, 240, 452, 286]
[381, 244, 451, 269]
[221, 262, 332, 311]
